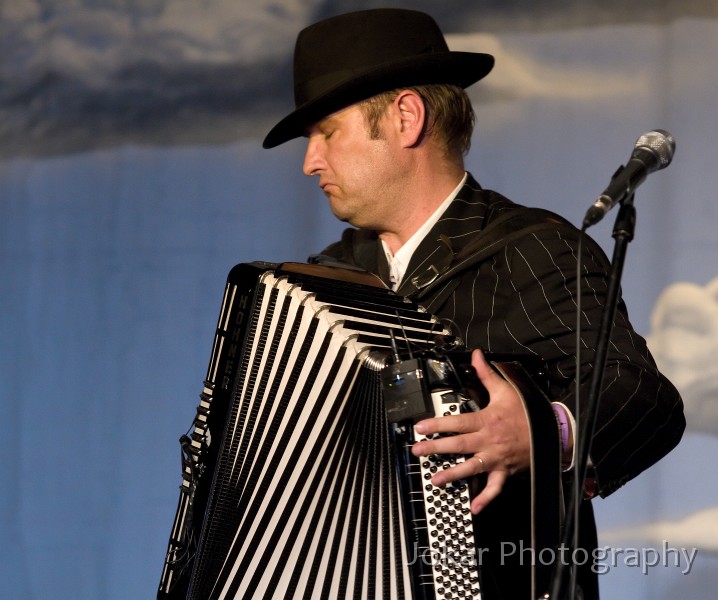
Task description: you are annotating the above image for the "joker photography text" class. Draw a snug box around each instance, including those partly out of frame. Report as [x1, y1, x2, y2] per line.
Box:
[408, 540, 698, 575]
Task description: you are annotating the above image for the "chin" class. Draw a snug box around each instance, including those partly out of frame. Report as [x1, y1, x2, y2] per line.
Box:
[328, 201, 350, 223]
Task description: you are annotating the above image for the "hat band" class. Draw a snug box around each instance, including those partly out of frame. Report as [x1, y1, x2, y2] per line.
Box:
[295, 68, 366, 107]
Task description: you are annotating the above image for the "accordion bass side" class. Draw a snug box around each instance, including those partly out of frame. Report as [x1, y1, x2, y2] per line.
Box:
[157, 262, 560, 600]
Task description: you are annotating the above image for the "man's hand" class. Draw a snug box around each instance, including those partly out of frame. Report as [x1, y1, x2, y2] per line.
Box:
[411, 348, 531, 514]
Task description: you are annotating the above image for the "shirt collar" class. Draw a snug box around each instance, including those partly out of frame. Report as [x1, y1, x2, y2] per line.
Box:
[381, 172, 467, 290]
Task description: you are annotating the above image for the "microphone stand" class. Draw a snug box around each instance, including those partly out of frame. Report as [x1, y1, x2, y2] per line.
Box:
[544, 194, 637, 600]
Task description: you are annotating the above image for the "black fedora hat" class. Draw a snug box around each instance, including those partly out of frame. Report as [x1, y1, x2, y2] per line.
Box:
[262, 9, 494, 148]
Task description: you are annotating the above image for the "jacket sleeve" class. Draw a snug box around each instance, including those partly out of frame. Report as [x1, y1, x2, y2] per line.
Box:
[493, 225, 685, 497]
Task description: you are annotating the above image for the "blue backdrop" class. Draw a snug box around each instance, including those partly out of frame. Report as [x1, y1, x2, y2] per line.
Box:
[2, 1, 717, 598]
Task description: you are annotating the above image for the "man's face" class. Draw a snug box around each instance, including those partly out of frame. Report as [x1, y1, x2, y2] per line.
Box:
[302, 103, 405, 231]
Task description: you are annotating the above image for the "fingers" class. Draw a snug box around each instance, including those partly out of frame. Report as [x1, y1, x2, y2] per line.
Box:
[471, 348, 503, 393]
[471, 471, 507, 515]
[414, 416, 465, 437]
[426, 452, 505, 515]
[430, 453, 487, 487]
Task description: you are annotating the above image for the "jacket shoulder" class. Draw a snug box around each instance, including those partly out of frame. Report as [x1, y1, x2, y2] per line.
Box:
[312, 228, 378, 271]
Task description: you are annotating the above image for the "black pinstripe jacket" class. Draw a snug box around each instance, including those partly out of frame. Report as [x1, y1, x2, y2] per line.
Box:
[318, 173, 685, 599]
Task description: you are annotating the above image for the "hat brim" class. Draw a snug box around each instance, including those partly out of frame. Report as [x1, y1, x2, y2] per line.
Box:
[262, 51, 494, 149]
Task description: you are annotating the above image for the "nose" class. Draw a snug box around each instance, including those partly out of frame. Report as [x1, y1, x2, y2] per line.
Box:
[302, 135, 324, 176]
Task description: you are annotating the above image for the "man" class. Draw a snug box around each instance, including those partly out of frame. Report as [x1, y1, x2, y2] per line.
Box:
[263, 8, 684, 599]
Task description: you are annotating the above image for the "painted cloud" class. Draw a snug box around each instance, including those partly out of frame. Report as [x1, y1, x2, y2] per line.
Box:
[602, 506, 718, 554]
[647, 277, 718, 435]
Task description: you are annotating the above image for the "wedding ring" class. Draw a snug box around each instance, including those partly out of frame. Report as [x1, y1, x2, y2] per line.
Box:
[473, 455, 485, 473]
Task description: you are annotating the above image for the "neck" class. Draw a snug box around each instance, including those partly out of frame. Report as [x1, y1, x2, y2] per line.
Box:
[379, 164, 465, 254]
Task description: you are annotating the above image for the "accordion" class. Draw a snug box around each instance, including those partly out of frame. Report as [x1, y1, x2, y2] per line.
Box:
[157, 262, 560, 600]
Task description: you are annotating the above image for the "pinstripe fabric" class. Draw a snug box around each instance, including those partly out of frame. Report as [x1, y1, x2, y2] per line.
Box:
[318, 173, 685, 599]
[323, 173, 684, 495]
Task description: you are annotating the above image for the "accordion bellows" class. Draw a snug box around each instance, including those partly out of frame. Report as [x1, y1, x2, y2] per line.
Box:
[157, 262, 486, 599]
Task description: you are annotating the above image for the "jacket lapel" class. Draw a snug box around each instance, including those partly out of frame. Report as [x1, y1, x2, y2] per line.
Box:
[396, 175, 508, 296]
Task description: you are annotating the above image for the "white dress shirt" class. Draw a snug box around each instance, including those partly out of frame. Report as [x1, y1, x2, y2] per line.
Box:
[381, 173, 467, 290]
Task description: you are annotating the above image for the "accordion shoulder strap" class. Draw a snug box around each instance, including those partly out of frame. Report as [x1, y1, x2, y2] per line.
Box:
[408, 207, 576, 308]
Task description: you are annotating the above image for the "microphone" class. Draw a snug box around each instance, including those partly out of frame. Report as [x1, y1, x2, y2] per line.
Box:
[583, 129, 676, 228]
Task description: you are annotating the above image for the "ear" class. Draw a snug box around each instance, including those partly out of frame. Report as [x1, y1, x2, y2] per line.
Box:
[393, 90, 426, 148]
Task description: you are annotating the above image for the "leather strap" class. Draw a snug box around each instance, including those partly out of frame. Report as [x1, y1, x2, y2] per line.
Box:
[402, 207, 574, 303]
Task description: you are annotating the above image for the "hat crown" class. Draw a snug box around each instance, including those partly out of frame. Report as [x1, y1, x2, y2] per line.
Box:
[293, 10, 449, 106]
[263, 9, 494, 148]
